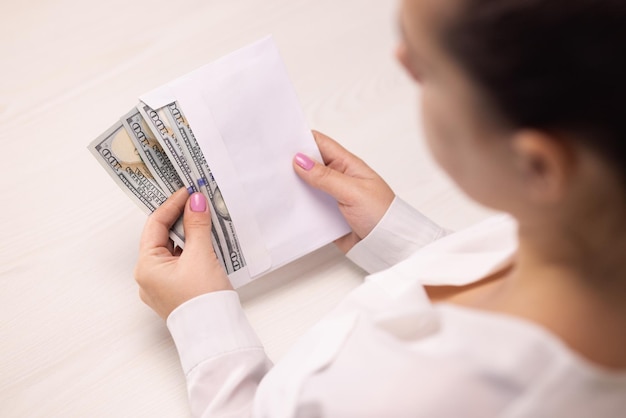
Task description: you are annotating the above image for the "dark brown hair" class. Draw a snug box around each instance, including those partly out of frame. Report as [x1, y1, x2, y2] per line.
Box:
[443, 0, 626, 183]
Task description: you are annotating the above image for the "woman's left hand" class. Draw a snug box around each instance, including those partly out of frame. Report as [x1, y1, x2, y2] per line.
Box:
[134, 188, 233, 320]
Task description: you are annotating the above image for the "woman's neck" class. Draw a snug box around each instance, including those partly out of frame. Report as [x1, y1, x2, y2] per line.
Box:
[512, 212, 626, 302]
[482, 219, 626, 369]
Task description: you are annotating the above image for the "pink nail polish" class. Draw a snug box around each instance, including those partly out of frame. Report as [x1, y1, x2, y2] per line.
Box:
[190, 193, 207, 212]
[295, 153, 315, 171]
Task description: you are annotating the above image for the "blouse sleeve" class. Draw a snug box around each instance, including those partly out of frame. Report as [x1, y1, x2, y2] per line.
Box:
[346, 196, 450, 273]
[166, 290, 273, 417]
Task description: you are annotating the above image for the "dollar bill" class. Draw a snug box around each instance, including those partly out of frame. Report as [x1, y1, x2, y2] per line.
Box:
[138, 100, 239, 273]
[161, 101, 246, 273]
[136, 102, 237, 272]
[89, 105, 247, 275]
[137, 103, 197, 195]
[88, 122, 185, 246]
[121, 108, 184, 196]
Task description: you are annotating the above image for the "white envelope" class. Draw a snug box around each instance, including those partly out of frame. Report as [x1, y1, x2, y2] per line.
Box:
[140, 36, 350, 288]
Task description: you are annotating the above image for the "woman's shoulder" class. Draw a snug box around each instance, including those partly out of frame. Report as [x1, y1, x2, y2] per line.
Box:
[431, 303, 626, 416]
[264, 300, 626, 417]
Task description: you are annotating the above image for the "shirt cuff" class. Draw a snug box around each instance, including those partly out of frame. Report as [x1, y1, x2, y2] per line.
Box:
[166, 290, 263, 375]
[346, 197, 450, 274]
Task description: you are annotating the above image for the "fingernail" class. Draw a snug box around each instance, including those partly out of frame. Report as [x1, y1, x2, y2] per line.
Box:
[190, 193, 207, 212]
[295, 153, 315, 171]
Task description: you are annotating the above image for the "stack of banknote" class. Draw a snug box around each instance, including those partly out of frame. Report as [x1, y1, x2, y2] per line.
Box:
[88, 101, 245, 275]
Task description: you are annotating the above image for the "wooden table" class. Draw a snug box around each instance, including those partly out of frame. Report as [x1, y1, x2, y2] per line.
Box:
[0, 0, 491, 415]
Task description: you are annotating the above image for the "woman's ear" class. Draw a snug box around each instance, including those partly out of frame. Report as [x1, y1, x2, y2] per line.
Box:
[511, 130, 574, 204]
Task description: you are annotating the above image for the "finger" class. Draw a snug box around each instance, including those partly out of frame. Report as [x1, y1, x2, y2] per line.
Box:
[166, 238, 175, 255]
[311, 131, 350, 166]
[293, 152, 357, 204]
[181, 192, 216, 258]
[312, 130, 366, 175]
[140, 188, 189, 251]
[334, 232, 360, 254]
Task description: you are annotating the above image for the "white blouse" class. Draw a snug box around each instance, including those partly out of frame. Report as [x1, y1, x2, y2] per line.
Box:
[166, 197, 626, 417]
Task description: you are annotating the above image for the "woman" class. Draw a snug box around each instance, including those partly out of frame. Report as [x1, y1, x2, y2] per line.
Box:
[134, 0, 626, 416]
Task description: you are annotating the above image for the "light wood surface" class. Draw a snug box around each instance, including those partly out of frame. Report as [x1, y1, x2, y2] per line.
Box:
[0, 0, 493, 416]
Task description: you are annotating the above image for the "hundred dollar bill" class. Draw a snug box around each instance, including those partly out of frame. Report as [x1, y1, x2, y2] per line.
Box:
[137, 103, 197, 195]
[161, 101, 246, 273]
[88, 121, 185, 247]
[136, 103, 238, 273]
[121, 109, 184, 196]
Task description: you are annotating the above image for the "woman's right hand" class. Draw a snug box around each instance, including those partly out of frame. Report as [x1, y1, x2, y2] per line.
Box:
[293, 131, 395, 253]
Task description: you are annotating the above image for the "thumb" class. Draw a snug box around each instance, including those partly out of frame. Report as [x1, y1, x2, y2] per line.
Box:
[293, 152, 352, 202]
[182, 192, 215, 254]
